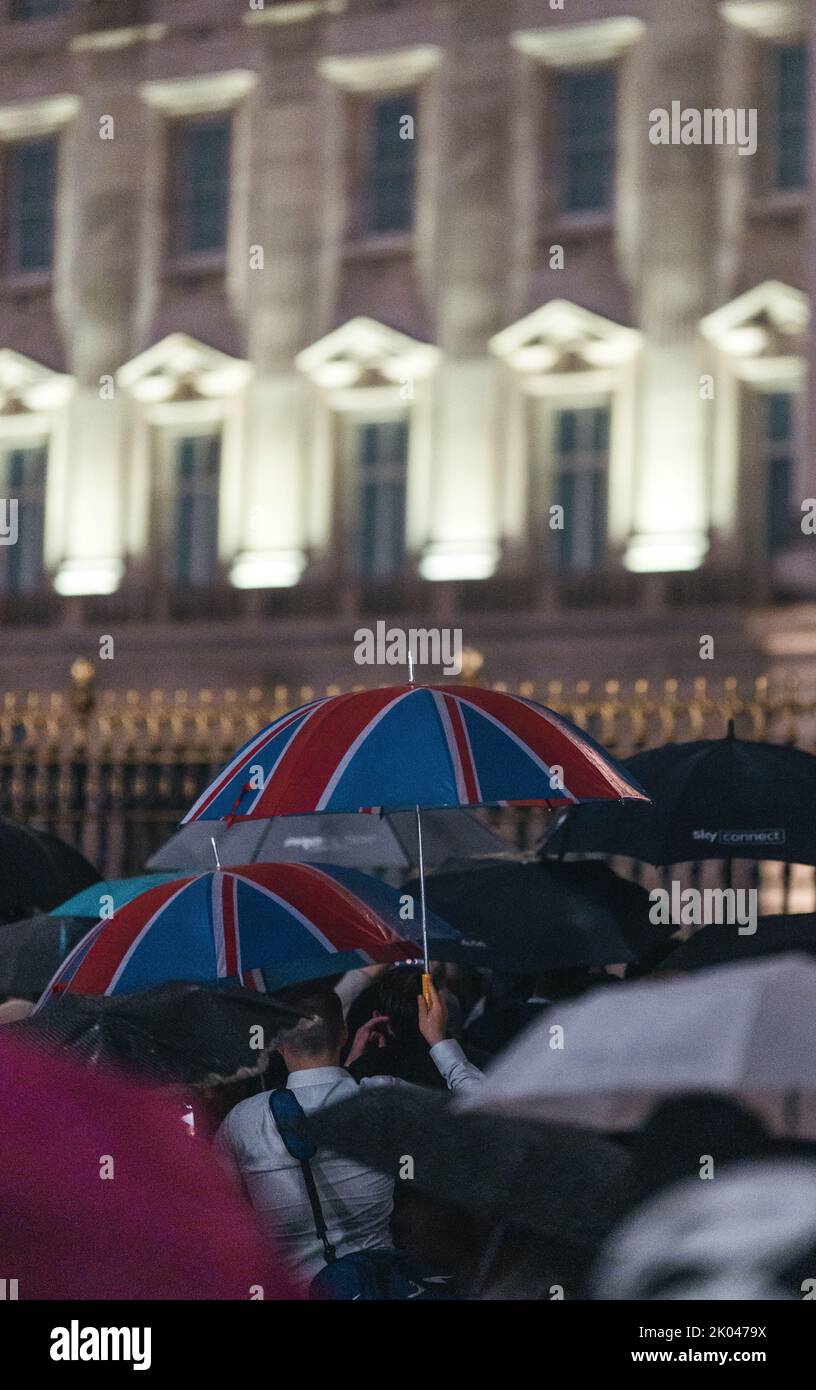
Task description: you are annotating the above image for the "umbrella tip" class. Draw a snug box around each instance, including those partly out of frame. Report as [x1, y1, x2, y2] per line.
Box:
[210, 836, 222, 871]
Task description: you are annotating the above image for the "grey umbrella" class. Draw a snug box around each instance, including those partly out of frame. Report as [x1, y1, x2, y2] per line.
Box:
[0, 914, 93, 999]
[307, 1084, 632, 1249]
[15, 980, 304, 1088]
[146, 807, 515, 873]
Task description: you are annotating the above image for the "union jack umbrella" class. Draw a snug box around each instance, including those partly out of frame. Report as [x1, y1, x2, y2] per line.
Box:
[180, 684, 648, 988]
[182, 684, 648, 823]
[37, 862, 457, 1006]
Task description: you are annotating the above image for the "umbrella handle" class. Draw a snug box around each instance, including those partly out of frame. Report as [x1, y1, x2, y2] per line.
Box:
[422, 973, 433, 1009]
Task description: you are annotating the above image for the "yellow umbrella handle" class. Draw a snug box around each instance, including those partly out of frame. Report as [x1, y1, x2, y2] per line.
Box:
[422, 973, 433, 1009]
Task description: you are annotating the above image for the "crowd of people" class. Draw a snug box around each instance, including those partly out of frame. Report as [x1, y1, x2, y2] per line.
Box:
[163, 958, 816, 1298]
[3, 906, 816, 1301]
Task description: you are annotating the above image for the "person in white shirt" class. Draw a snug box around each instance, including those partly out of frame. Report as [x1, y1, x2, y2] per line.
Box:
[214, 978, 483, 1282]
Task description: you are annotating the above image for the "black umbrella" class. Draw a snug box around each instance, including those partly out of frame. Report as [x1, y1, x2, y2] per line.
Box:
[14, 981, 304, 1087]
[402, 858, 662, 969]
[665, 914, 816, 972]
[543, 726, 816, 867]
[0, 821, 99, 924]
[0, 914, 94, 998]
[308, 1085, 632, 1249]
[147, 808, 515, 873]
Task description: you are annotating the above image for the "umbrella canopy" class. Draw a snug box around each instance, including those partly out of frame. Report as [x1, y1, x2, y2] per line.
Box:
[544, 732, 816, 866]
[593, 1159, 816, 1301]
[147, 808, 515, 872]
[0, 820, 99, 924]
[462, 955, 816, 1137]
[665, 914, 816, 972]
[402, 858, 649, 970]
[181, 684, 648, 822]
[53, 873, 184, 918]
[308, 1085, 632, 1249]
[16, 980, 304, 1087]
[0, 1031, 301, 1300]
[0, 914, 93, 998]
[37, 862, 457, 1004]
[0, 998, 33, 1023]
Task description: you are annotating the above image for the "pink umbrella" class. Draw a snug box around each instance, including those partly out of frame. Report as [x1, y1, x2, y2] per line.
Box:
[0, 1031, 302, 1300]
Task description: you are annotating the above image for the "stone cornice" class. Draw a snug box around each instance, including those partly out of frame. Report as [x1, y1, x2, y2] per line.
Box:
[319, 45, 441, 93]
[244, 0, 346, 26]
[70, 22, 167, 54]
[511, 18, 645, 69]
[0, 94, 79, 138]
[720, 1, 803, 43]
[140, 70, 258, 116]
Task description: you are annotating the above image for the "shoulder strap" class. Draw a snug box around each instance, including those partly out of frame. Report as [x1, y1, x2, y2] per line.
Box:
[269, 1089, 336, 1265]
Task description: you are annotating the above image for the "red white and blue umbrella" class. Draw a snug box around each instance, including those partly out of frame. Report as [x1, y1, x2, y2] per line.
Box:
[37, 863, 456, 1005]
[180, 683, 648, 992]
[182, 684, 648, 823]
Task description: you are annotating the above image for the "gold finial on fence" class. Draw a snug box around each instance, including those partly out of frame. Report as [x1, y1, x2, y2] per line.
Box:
[459, 647, 484, 682]
[69, 658, 96, 718]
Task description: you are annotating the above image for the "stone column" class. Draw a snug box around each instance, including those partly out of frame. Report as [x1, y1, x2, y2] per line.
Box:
[54, 52, 146, 599]
[423, 9, 510, 585]
[235, 35, 321, 594]
[624, 0, 719, 579]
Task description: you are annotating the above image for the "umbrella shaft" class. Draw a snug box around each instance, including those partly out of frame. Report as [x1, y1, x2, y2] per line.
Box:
[415, 805, 429, 974]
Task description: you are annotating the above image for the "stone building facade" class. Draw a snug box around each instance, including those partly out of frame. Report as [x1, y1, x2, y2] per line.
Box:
[0, 0, 814, 692]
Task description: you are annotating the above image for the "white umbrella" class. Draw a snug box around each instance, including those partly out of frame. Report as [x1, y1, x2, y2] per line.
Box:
[460, 954, 816, 1137]
[593, 1159, 816, 1301]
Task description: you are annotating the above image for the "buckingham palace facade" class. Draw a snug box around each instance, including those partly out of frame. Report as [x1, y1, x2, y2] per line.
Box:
[0, 0, 814, 690]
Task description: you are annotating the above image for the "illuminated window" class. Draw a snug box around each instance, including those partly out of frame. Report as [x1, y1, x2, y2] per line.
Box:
[773, 44, 808, 190]
[763, 392, 798, 552]
[172, 434, 220, 586]
[550, 406, 609, 571]
[170, 117, 231, 258]
[558, 68, 616, 213]
[365, 95, 416, 235]
[3, 138, 57, 275]
[356, 419, 409, 577]
[0, 444, 47, 593]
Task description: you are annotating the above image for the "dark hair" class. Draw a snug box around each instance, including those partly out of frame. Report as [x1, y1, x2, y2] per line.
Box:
[272, 984, 345, 1057]
[529, 968, 596, 1001]
[377, 965, 425, 1021]
[632, 1093, 771, 1201]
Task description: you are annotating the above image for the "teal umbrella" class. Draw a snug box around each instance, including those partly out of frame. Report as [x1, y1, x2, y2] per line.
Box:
[53, 874, 183, 919]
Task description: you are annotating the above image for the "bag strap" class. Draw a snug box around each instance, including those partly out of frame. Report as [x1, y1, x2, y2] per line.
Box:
[269, 1088, 337, 1265]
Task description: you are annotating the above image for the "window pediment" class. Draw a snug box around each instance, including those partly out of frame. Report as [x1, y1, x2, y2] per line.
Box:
[490, 301, 641, 375]
[296, 317, 439, 391]
[117, 334, 250, 404]
[700, 281, 808, 370]
[0, 350, 72, 415]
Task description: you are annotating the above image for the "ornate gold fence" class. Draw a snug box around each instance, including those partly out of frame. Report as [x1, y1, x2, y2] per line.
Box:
[1, 664, 815, 905]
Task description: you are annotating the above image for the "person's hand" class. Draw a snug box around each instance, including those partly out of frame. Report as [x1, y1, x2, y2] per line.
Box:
[417, 979, 448, 1047]
[345, 1012, 391, 1065]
